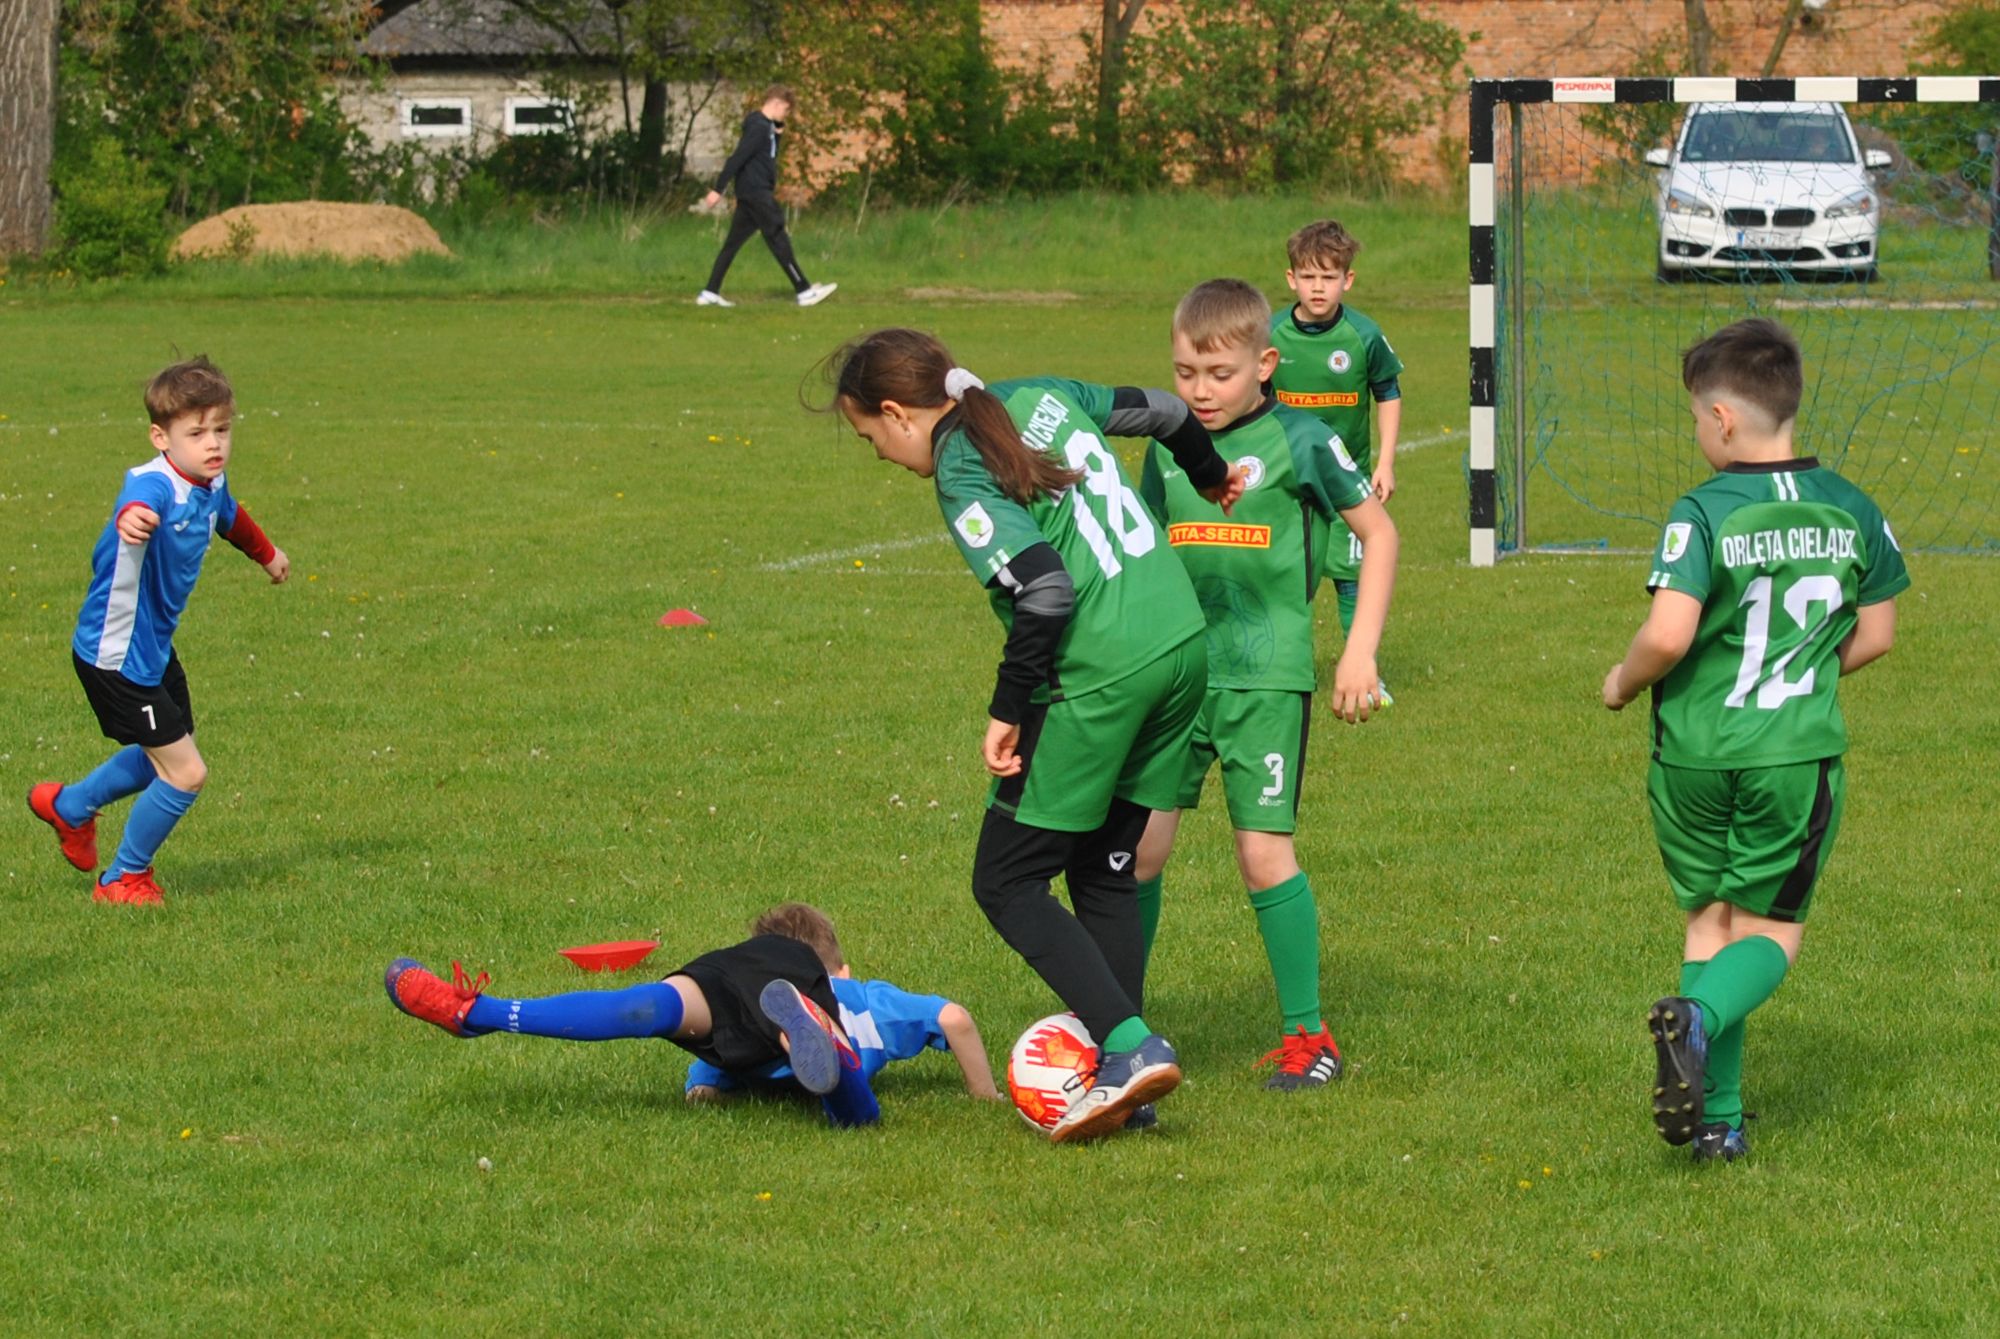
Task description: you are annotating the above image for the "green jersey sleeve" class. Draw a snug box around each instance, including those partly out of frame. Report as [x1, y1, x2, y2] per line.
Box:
[1648, 496, 1713, 602]
[1855, 500, 1912, 606]
[1288, 415, 1372, 519]
[934, 444, 1049, 584]
[1365, 326, 1405, 392]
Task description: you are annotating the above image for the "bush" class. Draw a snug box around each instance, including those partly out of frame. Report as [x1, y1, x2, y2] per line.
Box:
[54, 139, 171, 279]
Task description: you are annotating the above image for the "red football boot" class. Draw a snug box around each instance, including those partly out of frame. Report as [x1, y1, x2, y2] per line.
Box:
[28, 783, 98, 872]
[1259, 1025, 1344, 1091]
[93, 867, 164, 906]
[384, 958, 491, 1037]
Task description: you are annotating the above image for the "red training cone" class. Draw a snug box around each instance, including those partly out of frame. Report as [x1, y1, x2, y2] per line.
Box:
[658, 608, 708, 627]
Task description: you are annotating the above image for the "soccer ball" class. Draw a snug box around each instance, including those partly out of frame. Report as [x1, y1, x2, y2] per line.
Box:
[1006, 1012, 1099, 1132]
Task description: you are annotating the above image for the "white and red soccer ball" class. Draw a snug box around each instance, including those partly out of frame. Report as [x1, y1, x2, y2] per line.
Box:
[1006, 1012, 1099, 1132]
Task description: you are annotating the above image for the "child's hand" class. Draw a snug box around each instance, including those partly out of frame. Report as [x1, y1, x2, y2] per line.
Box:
[1372, 463, 1396, 503]
[116, 505, 159, 546]
[982, 717, 1022, 776]
[1602, 663, 1630, 711]
[1329, 651, 1379, 723]
[1198, 463, 1248, 516]
[262, 546, 291, 584]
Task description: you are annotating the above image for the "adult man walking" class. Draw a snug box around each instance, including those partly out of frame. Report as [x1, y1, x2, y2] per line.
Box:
[696, 85, 837, 308]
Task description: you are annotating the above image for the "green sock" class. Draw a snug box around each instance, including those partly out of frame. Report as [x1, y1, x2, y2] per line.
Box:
[1135, 874, 1163, 971]
[1336, 580, 1357, 636]
[1686, 934, 1789, 1035]
[1679, 958, 1742, 1128]
[1102, 1016, 1151, 1054]
[1250, 872, 1323, 1033]
[1703, 1020, 1747, 1129]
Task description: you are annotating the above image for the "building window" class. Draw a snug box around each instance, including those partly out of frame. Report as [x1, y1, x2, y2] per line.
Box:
[505, 96, 572, 136]
[400, 97, 472, 139]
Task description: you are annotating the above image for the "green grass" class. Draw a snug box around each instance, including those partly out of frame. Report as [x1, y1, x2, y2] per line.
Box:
[3, 193, 1997, 1334]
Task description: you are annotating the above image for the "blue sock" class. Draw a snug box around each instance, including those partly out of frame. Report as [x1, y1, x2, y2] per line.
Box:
[58, 746, 156, 825]
[820, 1062, 881, 1128]
[463, 982, 685, 1040]
[105, 778, 198, 880]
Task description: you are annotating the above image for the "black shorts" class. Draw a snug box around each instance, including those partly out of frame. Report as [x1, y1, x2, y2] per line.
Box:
[73, 650, 194, 748]
[671, 933, 837, 1073]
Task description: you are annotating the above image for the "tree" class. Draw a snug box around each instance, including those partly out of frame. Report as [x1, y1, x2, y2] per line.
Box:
[1094, 0, 1146, 170]
[0, 0, 59, 255]
[1685, 0, 1716, 75]
[1124, 0, 1465, 192]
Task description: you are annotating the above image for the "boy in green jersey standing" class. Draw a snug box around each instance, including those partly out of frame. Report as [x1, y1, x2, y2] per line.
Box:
[1269, 219, 1404, 697]
[1136, 279, 1399, 1088]
[1604, 318, 1907, 1162]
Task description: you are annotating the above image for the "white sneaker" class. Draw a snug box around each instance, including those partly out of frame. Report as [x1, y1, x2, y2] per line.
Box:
[796, 282, 838, 308]
[695, 290, 734, 307]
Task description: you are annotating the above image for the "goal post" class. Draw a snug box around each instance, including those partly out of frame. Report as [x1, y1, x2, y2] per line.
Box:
[1468, 75, 2000, 566]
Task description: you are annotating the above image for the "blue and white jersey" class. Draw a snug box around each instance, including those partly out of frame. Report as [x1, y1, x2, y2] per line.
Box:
[72, 457, 240, 685]
[684, 976, 951, 1093]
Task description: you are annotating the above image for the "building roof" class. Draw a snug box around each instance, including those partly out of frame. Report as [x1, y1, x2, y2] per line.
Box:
[360, 0, 614, 61]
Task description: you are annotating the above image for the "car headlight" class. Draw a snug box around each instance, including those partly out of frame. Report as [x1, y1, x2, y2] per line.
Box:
[1665, 188, 1715, 220]
[1824, 190, 1875, 220]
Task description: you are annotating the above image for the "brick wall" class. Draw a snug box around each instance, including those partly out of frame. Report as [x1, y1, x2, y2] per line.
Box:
[964, 0, 1963, 188]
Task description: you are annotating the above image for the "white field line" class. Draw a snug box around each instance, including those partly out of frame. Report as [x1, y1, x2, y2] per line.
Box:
[756, 532, 949, 571]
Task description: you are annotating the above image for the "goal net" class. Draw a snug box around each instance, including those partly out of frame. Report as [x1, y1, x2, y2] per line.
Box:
[1469, 76, 2000, 565]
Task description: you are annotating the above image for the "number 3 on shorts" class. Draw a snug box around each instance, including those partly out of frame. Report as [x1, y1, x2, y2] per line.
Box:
[1262, 752, 1286, 798]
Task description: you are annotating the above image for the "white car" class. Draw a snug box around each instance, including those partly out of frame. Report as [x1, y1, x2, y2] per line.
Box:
[1647, 102, 1891, 280]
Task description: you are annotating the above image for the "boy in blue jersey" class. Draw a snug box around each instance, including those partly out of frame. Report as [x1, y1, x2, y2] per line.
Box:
[386, 903, 1000, 1127]
[28, 357, 290, 905]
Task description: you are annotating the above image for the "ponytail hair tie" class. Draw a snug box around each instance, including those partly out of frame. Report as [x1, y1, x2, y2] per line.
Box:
[944, 367, 986, 402]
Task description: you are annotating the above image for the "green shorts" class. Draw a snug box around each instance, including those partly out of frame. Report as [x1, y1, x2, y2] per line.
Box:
[1173, 688, 1312, 834]
[991, 634, 1207, 833]
[1647, 757, 1845, 923]
[1324, 516, 1365, 584]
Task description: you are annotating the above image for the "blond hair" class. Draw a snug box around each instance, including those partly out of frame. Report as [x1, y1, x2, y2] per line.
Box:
[1172, 278, 1272, 354]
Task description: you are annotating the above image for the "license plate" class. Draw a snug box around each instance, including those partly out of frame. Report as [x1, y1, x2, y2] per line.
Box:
[1738, 229, 1801, 249]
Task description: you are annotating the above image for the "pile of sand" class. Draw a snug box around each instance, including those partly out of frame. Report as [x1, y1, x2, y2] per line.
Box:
[172, 202, 452, 264]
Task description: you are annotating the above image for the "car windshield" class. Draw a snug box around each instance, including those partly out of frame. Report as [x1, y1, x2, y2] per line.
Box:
[1681, 112, 1854, 164]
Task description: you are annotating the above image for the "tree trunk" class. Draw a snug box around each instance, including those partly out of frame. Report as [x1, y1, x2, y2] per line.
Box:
[1095, 0, 1146, 169]
[0, 0, 59, 256]
[1759, 0, 1807, 77]
[1684, 0, 1716, 77]
[638, 75, 668, 195]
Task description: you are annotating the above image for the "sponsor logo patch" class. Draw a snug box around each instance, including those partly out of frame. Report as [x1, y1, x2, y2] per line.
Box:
[955, 502, 996, 548]
[1237, 455, 1266, 490]
[1276, 390, 1361, 408]
[1169, 522, 1272, 548]
[1661, 521, 1692, 563]
[1329, 435, 1361, 474]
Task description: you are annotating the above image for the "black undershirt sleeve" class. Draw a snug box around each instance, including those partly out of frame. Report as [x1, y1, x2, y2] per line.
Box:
[987, 542, 1075, 724]
[1105, 387, 1228, 491]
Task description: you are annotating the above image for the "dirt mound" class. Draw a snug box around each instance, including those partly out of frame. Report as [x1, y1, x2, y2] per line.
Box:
[172, 203, 451, 264]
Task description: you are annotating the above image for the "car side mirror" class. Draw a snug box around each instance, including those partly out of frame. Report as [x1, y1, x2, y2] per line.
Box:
[1864, 149, 1891, 169]
[1645, 148, 1672, 168]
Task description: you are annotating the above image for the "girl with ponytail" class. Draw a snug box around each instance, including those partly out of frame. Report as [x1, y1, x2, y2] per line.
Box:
[815, 327, 1243, 1142]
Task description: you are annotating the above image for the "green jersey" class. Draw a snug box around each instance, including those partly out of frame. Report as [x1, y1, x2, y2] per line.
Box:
[935, 376, 1205, 698]
[1139, 399, 1372, 691]
[1645, 459, 1910, 769]
[1268, 304, 1403, 476]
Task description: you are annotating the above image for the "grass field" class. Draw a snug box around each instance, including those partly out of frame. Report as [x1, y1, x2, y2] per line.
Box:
[3, 193, 1997, 1334]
